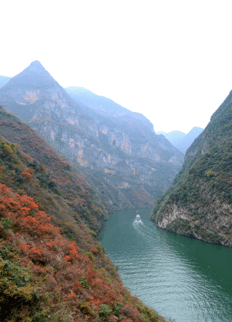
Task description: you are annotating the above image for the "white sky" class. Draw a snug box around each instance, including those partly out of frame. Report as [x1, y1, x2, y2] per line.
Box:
[1, 0, 232, 133]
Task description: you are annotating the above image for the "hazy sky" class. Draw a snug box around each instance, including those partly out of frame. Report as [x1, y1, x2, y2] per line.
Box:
[1, 0, 232, 133]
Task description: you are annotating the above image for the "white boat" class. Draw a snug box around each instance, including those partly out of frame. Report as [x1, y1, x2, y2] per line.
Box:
[135, 214, 142, 222]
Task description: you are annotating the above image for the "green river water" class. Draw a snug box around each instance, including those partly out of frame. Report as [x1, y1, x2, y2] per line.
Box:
[100, 209, 232, 322]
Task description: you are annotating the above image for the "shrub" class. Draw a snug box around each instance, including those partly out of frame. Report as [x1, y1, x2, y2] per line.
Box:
[91, 247, 99, 255]
[79, 276, 90, 289]
[99, 303, 112, 320]
[0, 217, 12, 229]
[79, 301, 92, 315]
[85, 252, 94, 261]
[0, 258, 34, 319]
[113, 302, 123, 317]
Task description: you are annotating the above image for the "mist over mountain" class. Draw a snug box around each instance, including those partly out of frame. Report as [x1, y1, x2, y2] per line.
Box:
[152, 91, 232, 247]
[0, 61, 184, 211]
[0, 75, 11, 88]
[158, 127, 203, 153]
[65, 86, 154, 130]
[158, 130, 186, 147]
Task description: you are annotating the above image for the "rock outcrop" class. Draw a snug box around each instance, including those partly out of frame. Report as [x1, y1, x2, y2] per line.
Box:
[0, 61, 184, 211]
[0, 105, 107, 232]
[152, 90, 232, 247]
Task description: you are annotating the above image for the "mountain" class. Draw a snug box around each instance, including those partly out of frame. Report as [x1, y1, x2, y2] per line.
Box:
[65, 86, 154, 129]
[158, 130, 186, 148]
[0, 107, 165, 322]
[158, 127, 203, 153]
[0, 61, 184, 211]
[0, 105, 107, 233]
[0, 75, 11, 88]
[156, 131, 166, 136]
[176, 127, 204, 153]
[152, 91, 232, 247]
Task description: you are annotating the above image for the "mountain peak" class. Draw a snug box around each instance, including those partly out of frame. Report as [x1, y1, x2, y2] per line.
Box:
[26, 60, 47, 74]
[1, 60, 57, 90]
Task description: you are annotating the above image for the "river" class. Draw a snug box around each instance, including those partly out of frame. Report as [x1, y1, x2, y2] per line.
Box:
[100, 209, 232, 322]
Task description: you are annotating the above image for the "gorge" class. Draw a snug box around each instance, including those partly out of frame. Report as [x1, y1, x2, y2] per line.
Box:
[1, 60, 232, 322]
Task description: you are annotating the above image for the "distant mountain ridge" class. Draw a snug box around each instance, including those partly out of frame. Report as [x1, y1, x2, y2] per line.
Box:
[152, 90, 232, 247]
[65, 86, 154, 130]
[160, 130, 186, 147]
[0, 61, 184, 211]
[158, 127, 203, 153]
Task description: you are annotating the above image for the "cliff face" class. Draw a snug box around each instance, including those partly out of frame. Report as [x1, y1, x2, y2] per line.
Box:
[0, 61, 184, 211]
[0, 106, 107, 232]
[65, 86, 154, 129]
[152, 91, 232, 247]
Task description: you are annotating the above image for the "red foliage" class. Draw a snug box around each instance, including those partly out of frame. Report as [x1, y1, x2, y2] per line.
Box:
[0, 183, 158, 322]
[22, 171, 32, 180]
[28, 167, 34, 175]
[91, 247, 99, 255]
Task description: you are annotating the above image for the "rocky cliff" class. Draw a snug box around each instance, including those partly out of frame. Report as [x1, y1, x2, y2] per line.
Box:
[0, 105, 107, 232]
[65, 86, 154, 129]
[0, 61, 184, 211]
[152, 91, 232, 247]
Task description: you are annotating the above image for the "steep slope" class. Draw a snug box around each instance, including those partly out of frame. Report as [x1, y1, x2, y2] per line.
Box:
[152, 91, 232, 247]
[0, 75, 11, 88]
[175, 127, 203, 153]
[0, 105, 107, 233]
[0, 61, 184, 211]
[0, 135, 167, 321]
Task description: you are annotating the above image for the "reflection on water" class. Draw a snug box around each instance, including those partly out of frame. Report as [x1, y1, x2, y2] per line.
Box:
[101, 209, 232, 322]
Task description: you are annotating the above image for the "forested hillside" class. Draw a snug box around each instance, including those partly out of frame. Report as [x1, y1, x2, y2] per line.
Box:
[0, 106, 167, 321]
[152, 91, 232, 247]
[0, 106, 107, 233]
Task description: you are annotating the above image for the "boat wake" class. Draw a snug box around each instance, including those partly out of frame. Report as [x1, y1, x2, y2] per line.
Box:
[132, 219, 159, 243]
[133, 219, 143, 224]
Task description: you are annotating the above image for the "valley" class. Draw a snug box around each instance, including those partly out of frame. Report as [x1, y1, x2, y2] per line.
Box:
[1, 60, 232, 322]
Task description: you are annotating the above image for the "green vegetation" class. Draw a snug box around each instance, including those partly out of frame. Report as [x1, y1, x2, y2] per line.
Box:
[0, 106, 167, 321]
[98, 303, 112, 320]
[0, 182, 166, 321]
[152, 91, 232, 246]
[0, 106, 108, 233]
